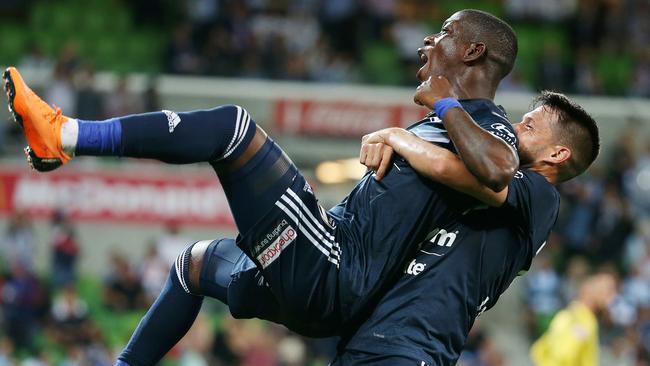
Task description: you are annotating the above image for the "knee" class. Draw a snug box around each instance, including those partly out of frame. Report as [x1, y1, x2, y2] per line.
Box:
[174, 240, 212, 295]
[213, 105, 258, 160]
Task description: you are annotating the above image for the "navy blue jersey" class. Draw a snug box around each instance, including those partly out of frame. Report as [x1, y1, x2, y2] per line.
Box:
[328, 99, 518, 323]
[233, 99, 519, 336]
[337, 170, 560, 365]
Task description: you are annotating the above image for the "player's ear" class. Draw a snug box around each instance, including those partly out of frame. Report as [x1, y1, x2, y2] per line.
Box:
[544, 145, 571, 165]
[463, 42, 486, 63]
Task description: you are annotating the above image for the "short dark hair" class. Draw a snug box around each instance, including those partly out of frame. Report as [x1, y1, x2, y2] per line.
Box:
[459, 9, 518, 80]
[533, 91, 600, 182]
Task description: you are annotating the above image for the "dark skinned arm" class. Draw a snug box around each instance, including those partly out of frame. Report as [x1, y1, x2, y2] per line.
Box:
[360, 128, 507, 207]
[414, 76, 519, 192]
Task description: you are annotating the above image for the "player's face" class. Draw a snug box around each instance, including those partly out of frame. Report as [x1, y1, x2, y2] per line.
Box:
[416, 12, 467, 82]
[513, 106, 558, 166]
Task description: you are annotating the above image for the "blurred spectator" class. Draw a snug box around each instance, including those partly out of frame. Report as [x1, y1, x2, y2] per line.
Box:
[277, 335, 307, 366]
[44, 61, 77, 117]
[50, 210, 80, 288]
[103, 252, 147, 311]
[18, 43, 54, 71]
[21, 350, 52, 366]
[75, 65, 105, 120]
[178, 312, 214, 366]
[139, 242, 169, 302]
[166, 23, 204, 74]
[627, 141, 650, 216]
[0, 337, 14, 366]
[1, 262, 47, 352]
[537, 42, 571, 91]
[505, 0, 577, 22]
[525, 254, 563, 337]
[49, 284, 101, 347]
[104, 76, 141, 117]
[142, 77, 161, 112]
[572, 48, 603, 95]
[318, 0, 360, 56]
[592, 182, 633, 265]
[0, 211, 36, 271]
[561, 256, 590, 303]
[531, 273, 618, 366]
[458, 323, 506, 366]
[558, 175, 602, 257]
[156, 221, 192, 266]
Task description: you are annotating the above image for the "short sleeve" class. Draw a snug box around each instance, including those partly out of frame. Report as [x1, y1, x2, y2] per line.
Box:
[503, 170, 560, 260]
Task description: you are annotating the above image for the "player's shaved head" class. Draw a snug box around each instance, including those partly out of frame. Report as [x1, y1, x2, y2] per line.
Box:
[534, 91, 600, 182]
[458, 9, 518, 80]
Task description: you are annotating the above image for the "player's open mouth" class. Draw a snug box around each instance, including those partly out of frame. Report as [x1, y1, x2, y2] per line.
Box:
[418, 49, 428, 65]
[416, 48, 430, 81]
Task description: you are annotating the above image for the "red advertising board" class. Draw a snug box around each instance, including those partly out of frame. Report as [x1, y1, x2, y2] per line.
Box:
[273, 99, 428, 137]
[0, 167, 235, 228]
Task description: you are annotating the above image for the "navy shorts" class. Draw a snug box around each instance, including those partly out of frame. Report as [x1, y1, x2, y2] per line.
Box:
[220, 172, 343, 336]
[330, 350, 431, 366]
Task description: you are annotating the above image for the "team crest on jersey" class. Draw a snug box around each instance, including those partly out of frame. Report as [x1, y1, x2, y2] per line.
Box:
[489, 122, 516, 147]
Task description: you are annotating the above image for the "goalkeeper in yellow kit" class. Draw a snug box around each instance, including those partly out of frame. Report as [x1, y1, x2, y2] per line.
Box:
[531, 273, 617, 366]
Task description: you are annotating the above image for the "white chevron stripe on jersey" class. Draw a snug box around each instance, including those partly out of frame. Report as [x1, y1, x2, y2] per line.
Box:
[279, 193, 341, 260]
[282, 190, 341, 258]
[286, 189, 337, 243]
[275, 199, 340, 267]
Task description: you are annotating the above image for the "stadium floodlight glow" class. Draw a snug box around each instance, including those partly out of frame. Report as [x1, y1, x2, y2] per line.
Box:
[315, 158, 366, 184]
[315, 161, 346, 184]
[340, 158, 367, 180]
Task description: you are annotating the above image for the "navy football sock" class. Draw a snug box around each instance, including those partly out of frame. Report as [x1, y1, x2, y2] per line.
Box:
[76, 118, 122, 156]
[75, 105, 256, 164]
[118, 252, 203, 366]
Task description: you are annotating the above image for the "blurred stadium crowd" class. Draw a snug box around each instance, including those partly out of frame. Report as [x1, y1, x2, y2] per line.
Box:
[0, 214, 340, 366]
[0, 0, 650, 95]
[0, 0, 649, 365]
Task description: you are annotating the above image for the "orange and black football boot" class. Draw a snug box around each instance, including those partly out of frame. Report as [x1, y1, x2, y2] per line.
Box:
[3, 67, 71, 171]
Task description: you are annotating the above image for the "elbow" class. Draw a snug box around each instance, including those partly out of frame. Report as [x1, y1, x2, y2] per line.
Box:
[477, 153, 517, 191]
[484, 174, 509, 192]
[483, 163, 517, 192]
[483, 149, 519, 191]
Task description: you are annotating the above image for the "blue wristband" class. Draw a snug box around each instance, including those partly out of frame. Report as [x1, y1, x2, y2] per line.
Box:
[433, 97, 463, 119]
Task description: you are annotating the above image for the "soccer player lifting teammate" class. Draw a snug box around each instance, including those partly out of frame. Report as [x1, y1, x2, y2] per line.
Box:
[3, 9, 599, 366]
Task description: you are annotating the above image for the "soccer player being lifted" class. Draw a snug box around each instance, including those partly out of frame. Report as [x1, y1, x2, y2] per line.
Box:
[3, 9, 598, 366]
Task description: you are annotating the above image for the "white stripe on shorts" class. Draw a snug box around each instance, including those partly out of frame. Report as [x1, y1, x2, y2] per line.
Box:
[280, 194, 340, 259]
[275, 192, 340, 267]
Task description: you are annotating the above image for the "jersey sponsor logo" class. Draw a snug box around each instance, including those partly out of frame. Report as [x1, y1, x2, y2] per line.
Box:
[405, 259, 427, 276]
[254, 219, 289, 255]
[420, 228, 460, 256]
[429, 228, 458, 247]
[514, 170, 524, 179]
[163, 110, 181, 133]
[489, 122, 516, 147]
[257, 225, 297, 268]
